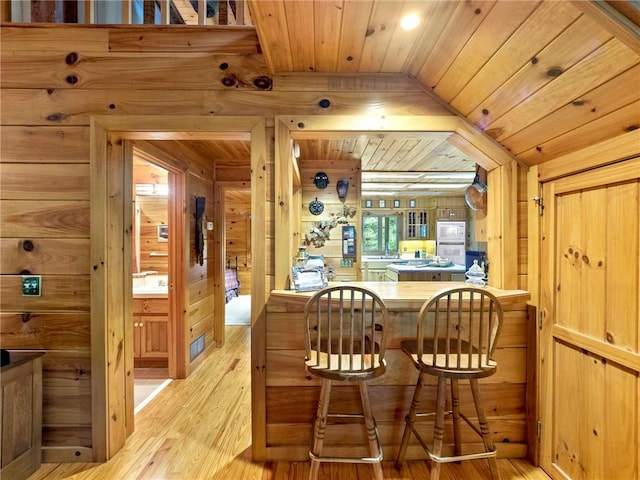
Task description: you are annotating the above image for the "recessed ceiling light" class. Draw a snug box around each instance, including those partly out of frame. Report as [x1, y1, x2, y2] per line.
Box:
[400, 13, 420, 31]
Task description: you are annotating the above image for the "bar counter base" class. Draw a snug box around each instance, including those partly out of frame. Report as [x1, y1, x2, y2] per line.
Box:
[252, 282, 531, 462]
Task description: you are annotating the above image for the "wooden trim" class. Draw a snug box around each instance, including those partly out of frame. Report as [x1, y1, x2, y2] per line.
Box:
[274, 119, 294, 290]
[274, 114, 520, 290]
[92, 115, 264, 461]
[1, 0, 11, 22]
[571, 0, 640, 56]
[527, 165, 540, 307]
[90, 117, 109, 462]
[123, 140, 135, 439]
[537, 130, 640, 182]
[250, 119, 268, 461]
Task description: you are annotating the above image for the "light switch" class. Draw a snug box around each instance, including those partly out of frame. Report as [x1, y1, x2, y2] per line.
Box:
[22, 275, 41, 296]
[206, 221, 214, 230]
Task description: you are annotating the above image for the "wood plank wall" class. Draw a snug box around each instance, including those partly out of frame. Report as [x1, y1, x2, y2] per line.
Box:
[299, 158, 360, 281]
[0, 25, 529, 461]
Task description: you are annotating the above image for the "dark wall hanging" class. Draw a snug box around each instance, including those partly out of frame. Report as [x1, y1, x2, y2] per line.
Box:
[195, 196, 206, 266]
[314, 172, 329, 189]
[309, 197, 324, 215]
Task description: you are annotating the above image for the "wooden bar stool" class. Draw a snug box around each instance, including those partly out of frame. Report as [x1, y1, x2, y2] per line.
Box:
[304, 285, 389, 480]
[395, 287, 504, 480]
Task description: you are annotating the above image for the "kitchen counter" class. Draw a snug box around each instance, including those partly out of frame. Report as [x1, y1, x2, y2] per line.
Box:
[386, 262, 466, 281]
[254, 282, 532, 461]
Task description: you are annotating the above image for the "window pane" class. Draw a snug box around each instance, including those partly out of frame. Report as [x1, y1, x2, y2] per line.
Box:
[362, 216, 380, 252]
[387, 216, 398, 250]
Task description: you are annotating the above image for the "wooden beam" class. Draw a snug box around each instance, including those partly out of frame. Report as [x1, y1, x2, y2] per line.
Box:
[571, 0, 640, 56]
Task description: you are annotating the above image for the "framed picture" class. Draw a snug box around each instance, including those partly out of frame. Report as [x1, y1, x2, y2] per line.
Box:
[365, 199, 373, 208]
[291, 265, 328, 292]
[393, 199, 401, 208]
[409, 199, 416, 208]
[157, 224, 168, 242]
[378, 199, 386, 208]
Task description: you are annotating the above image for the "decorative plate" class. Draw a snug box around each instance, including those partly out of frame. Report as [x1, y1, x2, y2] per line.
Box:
[309, 197, 324, 215]
[313, 172, 329, 189]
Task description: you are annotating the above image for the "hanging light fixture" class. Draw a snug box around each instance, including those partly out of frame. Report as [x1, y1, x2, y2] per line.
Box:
[336, 179, 349, 203]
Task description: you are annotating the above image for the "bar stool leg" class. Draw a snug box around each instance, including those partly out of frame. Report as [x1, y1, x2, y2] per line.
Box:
[359, 381, 383, 480]
[309, 379, 332, 480]
[470, 379, 500, 480]
[395, 371, 426, 469]
[430, 377, 447, 480]
[450, 378, 462, 458]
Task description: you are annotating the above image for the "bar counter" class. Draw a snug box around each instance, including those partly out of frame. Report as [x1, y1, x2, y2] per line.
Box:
[252, 282, 531, 462]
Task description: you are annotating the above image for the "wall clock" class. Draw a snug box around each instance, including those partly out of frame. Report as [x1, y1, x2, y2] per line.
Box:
[309, 197, 324, 215]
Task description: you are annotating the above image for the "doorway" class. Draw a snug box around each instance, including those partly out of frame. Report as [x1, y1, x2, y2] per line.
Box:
[220, 182, 252, 326]
[90, 115, 266, 460]
[131, 153, 173, 413]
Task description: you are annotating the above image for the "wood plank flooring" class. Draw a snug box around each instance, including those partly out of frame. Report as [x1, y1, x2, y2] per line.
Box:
[28, 326, 551, 480]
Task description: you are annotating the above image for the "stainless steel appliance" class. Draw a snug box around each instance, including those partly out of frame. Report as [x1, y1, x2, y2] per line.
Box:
[436, 221, 466, 266]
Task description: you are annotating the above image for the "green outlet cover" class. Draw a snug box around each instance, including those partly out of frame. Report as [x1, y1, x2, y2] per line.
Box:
[21, 275, 41, 296]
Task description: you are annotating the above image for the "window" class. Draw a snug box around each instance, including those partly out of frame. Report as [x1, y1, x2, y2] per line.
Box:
[362, 214, 400, 255]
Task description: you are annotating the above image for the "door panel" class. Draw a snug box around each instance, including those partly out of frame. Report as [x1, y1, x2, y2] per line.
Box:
[540, 158, 639, 480]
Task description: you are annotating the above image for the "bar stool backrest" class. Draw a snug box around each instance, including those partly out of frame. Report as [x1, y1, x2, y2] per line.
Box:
[304, 285, 388, 380]
[416, 287, 503, 374]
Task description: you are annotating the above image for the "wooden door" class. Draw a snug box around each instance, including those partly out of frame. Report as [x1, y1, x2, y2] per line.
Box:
[540, 158, 640, 479]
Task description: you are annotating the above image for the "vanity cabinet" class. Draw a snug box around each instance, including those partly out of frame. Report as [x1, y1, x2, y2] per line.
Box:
[133, 298, 169, 363]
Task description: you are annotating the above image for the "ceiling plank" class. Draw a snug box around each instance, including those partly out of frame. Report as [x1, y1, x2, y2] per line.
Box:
[450, 1, 582, 116]
[357, 0, 403, 72]
[468, 14, 614, 131]
[335, 0, 375, 72]
[248, 0, 293, 72]
[415, 0, 497, 89]
[435, 0, 541, 102]
[517, 101, 640, 165]
[504, 64, 640, 155]
[490, 38, 639, 142]
[379, 1, 434, 73]
[283, 0, 315, 71]
[314, 0, 344, 72]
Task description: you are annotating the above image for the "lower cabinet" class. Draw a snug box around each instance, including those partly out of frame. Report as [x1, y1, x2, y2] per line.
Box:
[133, 298, 169, 365]
[385, 269, 452, 281]
[0, 352, 44, 480]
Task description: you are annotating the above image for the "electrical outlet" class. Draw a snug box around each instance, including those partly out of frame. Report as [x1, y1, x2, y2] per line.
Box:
[340, 258, 353, 268]
[22, 275, 42, 296]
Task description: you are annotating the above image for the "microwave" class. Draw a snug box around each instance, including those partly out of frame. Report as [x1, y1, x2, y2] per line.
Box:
[436, 221, 466, 244]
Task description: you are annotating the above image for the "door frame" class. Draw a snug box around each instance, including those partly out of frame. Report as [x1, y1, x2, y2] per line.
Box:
[90, 115, 265, 461]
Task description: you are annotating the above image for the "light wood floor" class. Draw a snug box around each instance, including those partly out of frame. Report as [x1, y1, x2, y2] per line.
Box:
[28, 326, 551, 480]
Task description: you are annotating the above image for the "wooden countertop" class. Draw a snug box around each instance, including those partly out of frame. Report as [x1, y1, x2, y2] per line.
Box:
[270, 281, 529, 310]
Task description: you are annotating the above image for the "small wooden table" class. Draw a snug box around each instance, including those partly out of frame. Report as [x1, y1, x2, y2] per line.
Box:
[1, 351, 44, 480]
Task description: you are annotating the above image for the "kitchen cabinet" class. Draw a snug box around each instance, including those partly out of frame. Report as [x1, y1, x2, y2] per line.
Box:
[436, 207, 466, 221]
[385, 263, 466, 282]
[133, 298, 169, 364]
[406, 209, 429, 239]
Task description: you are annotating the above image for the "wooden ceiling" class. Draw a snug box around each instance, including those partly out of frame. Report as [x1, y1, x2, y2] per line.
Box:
[247, 0, 639, 191]
[140, 1, 639, 195]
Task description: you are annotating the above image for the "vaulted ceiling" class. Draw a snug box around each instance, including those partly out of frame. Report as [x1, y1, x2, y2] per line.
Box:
[244, 0, 639, 193]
